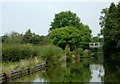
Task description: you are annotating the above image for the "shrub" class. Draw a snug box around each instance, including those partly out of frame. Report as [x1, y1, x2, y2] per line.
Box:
[75, 48, 83, 56]
[2, 43, 34, 62]
[82, 49, 92, 58]
[38, 45, 65, 66]
[65, 45, 74, 62]
[2, 43, 65, 66]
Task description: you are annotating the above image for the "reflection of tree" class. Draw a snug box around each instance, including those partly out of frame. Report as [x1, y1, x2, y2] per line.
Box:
[13, 56, 104, 82]
[41, 59, 92, 82]
[85, 53, 103, 64]
[104, 59, 120, 82]
[13, 70, 47, 82]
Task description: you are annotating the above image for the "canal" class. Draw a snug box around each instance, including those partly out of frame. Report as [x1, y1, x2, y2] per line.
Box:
[8, 53, 120, 82]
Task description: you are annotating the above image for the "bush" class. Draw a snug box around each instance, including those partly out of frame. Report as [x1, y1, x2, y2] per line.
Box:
[38, 45, 65, 66]
[75, 48, 83, 56]
[2, 43, 34, 62]
[82, 49, 91, 57]
[65, 45, 74, 62]
[2, 43, 65, 66]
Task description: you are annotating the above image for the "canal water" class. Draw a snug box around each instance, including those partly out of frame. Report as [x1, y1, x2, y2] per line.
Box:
[11, 54, 120, 83]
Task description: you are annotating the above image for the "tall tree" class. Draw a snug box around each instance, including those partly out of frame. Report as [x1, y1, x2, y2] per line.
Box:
[50, 11, 81, 31]
[104, 2, 117, 54]
[22, 29, 32, 44]
[99, 8, 109, 29]
[49, 11, 92, 44]
[2, 32, 23, 44]
[115, 2, 120, 51]
[49, 26, 84, 50]
[100, 2, 120, 56]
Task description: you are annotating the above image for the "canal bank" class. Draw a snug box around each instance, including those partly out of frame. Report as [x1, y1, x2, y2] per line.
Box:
[5, 54, 105, 82]
[0, 63, 46, 83]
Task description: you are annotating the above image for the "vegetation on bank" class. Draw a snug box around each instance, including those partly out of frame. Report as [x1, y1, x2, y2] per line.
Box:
[2, 57, 44, 73]
[99, 2, 120, 57]
[2, 43, 64, 62]
[2, 44, 65, 73]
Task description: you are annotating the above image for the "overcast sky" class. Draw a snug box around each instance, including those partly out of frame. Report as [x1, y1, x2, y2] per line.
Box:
[0, 0, 119, 36]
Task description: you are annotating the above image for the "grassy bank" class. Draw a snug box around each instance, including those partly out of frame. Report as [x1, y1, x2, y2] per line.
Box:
[2, 57, 44, 73]
[2, 44, 65, 73]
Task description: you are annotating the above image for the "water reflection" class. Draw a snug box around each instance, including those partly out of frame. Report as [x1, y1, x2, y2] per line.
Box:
[33, 77, 47, 82]
[104, 58, 120, 82]
[13, 53, 120, 82]
[90, 64, 104, 82]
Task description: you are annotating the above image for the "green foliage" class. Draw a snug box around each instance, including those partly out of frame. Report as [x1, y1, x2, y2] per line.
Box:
[82, 49, 91, 58]
[65, 44, 74, 62]
[65, 44, 71, 55]
[100, 2, 120, 56]
[36, 59, 92, 82]
[50, 11, 81, 31]
[2, 43, 64, 66]
[99, 8, 109, 29]
[22, 29, 49, 45]
[2, 43, 35, 62]
[91, 36, 99, 42]
[2, 29, 49, 45]
[49, 26, 84, 50]
[22, 29, 32, 44]
[75, 48, 83, 56]
[2, 32, 23, 44]
[2, 56, 45, 73]
[38, 45, 64, 66]
[82, 25, 92, 42]
[49, 11, 92, 45]
[104, 58, 120, 82]
[29, 35, 49, 45]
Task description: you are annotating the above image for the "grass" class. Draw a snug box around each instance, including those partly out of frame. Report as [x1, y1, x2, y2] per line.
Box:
[2, 44, 65, 74]
[2, 56, 45, 73]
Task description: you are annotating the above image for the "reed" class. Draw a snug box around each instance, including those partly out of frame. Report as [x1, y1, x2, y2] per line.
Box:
[2, 44, 65, 73]
[2, 56, 44, 73]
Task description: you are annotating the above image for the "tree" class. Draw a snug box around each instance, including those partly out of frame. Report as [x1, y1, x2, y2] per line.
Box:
[83, 25, 92, 42]
[103, 2, 117, 54]
[49, 11, 81, 31]
[100, 2, 120, 56]
[22, 29, 32, 44]
[1, 34, 8, 43]
[49, 26, 84, 50]
[2, 32, 23, 44]
[92, 36, 99, 42]
[99, 8, 109, 29]
[29, 35, 49, 45]
[49, 11, 92, 48]
[29, 34, 41, 44]
[115, 2, 120, 50]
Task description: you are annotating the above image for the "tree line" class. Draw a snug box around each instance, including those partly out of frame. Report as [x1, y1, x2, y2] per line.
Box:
[99, 2, 120, 57]
[1, 29, 49, 45]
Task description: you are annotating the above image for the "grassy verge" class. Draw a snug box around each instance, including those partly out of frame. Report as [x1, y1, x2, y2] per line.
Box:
[2, 56, 45, 73]
[2, 44, 65, 73]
